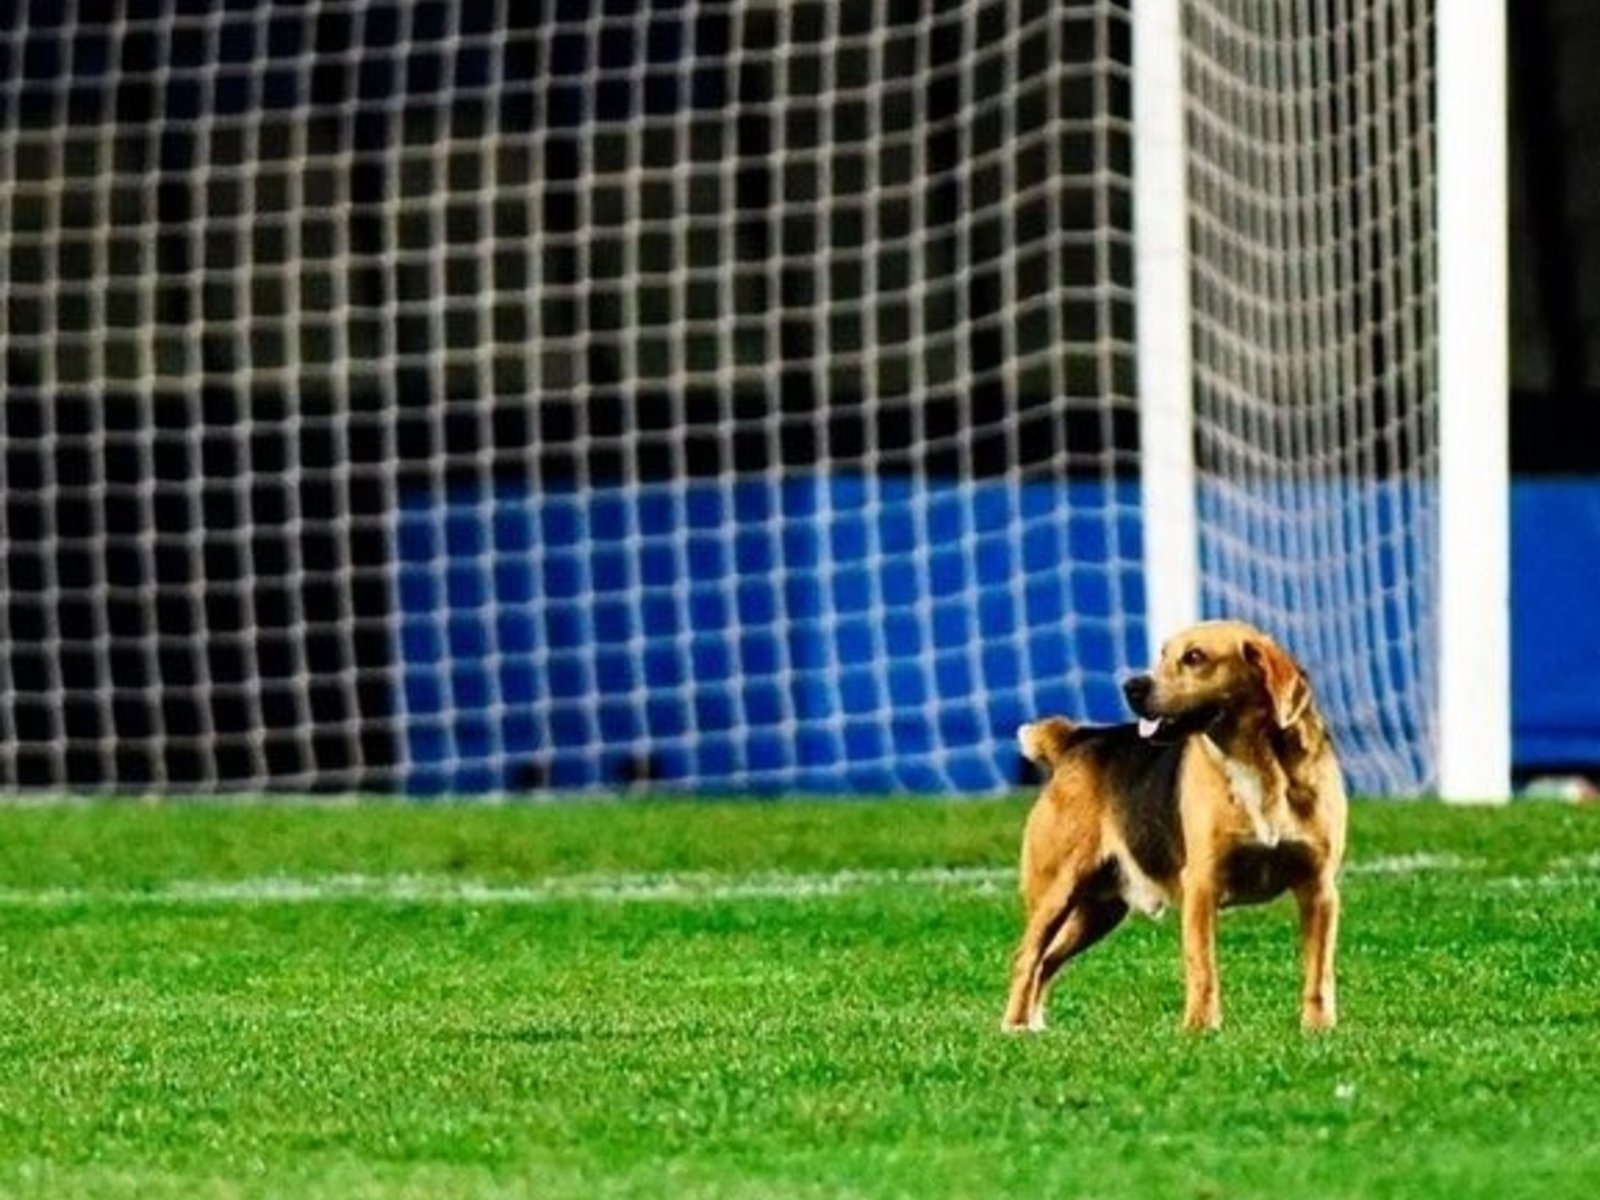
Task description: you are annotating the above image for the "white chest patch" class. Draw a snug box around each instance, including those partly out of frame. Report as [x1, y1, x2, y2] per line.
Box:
[1201, 736, 1279, 846]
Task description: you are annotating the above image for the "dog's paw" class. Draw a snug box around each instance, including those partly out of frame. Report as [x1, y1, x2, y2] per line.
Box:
[1301, 1007, 1337, 1033]
[999, 1013, 1048, 1035]
[1181, 1010, 1223, 1034]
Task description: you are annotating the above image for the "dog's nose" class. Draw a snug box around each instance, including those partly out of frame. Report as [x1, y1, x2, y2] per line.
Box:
[1122, 675, 1153, 713]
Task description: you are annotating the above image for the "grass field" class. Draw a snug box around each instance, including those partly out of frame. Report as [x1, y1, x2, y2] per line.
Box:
[0, 797, 1598, 1199]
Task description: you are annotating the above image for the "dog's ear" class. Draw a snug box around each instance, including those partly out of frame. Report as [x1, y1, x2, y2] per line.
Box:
[1243, 638, 1310, 729]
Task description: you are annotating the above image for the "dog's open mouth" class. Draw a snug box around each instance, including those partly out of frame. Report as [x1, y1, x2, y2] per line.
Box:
[1135, 707, 1223, 741]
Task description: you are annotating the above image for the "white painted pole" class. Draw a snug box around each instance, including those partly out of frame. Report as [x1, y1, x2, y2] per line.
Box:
[1133, 0, 1200, 662]
[1436, 3, 1511, 802]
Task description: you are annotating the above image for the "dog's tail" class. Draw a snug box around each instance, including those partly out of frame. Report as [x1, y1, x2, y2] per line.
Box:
[1016, 717, 1079, 771]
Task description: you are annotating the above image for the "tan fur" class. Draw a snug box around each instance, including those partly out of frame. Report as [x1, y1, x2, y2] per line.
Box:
[1016, 717, 1078, 769]
[1002, 619, 1347, 1034]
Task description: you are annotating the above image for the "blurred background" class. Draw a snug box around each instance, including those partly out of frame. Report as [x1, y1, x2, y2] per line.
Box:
[0, 1, 1591, 797]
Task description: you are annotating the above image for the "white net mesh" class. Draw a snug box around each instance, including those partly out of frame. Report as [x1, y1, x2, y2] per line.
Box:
[0, 1, 1442, 795]
[0, 2, 1144, 794]
[1184, 0, 1438, 794]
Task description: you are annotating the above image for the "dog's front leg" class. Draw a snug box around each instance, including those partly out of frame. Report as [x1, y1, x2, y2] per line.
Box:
[1295, 878, 1340, 1031]
[1179, 872, 1222, 1032]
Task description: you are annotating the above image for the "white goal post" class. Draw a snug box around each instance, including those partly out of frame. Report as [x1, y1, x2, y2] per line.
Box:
[1435, 1, 1511, 802]
[1136, 0, 1510, 801]
[0, 1, 1507, 798]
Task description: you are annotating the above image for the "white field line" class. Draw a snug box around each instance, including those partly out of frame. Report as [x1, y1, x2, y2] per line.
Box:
[1550, 851, 1600, 873]
[0, 866, 1015, 909]
[1343, 852, 1482, 876]
[0, 853, 1526, 910]
[1487, 850, 1600, 891]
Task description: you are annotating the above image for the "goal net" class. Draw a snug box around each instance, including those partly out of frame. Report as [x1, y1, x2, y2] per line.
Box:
[0, 1, 1463, 796]
[1181, 0, 1441, 795]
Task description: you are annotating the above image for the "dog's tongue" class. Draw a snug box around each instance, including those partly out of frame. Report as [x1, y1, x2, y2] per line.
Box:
[1137, 717, 1163, 740]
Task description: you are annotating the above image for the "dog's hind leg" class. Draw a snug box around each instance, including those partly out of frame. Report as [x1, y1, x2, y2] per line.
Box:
[1005, 789, 1103, 1033]
[1002, 853, 1117, 1032]
[1001, 874, 1079, 1032]
[1029, 897, 1129, 1029]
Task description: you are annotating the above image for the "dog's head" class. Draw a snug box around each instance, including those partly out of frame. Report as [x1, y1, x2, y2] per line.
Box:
[1122, 620, 1310, 739]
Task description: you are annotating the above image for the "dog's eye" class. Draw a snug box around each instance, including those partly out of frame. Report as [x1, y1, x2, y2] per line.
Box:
[1180, 647, 1207, 668]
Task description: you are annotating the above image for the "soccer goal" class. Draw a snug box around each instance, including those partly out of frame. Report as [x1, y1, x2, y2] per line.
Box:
[1137, 0, 1508, 800]
[0, 2, 1505, 798]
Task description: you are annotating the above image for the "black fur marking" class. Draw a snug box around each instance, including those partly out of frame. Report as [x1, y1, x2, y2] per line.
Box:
[1219, 842, 1317, 907]
[1033, 864, 1131, 992]
[1074, 857, 1124, 905]
[1030, 860, 1123, 974]
[1045, 895, 1129, 971]
[1070, 724, 1187, 882]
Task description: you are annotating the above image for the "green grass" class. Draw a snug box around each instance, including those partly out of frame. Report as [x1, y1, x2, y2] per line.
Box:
[0, 797, 1598, 1199]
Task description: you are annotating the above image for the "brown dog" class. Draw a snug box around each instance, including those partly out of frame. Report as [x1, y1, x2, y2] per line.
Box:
[1001, 620, 1347, 1034]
